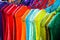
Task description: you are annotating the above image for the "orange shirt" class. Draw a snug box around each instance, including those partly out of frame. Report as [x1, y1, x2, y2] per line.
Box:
[21, 8, 30, 40]
[14, 6, 28, 40]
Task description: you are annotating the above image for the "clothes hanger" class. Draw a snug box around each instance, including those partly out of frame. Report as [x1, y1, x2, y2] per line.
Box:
[28, 9, 40, 40]
[14, 5, 28, 40]
[26, 9, 34, 40]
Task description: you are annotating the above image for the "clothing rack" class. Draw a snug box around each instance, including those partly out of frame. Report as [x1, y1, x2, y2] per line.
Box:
[0, 0, 60, 40]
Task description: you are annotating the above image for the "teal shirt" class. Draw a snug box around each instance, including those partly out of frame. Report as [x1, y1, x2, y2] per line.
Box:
[26, 9, 34, 40]
[47, 12, 60, 40]
[29, 9, 40, 40]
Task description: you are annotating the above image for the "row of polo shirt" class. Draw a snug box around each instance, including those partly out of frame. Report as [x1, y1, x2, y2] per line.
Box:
[0, 2, 60, 40]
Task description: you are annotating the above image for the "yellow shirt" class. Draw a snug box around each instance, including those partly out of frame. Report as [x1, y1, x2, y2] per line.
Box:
[34, 9, 47, 40]
[40, 13, 50, 40]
